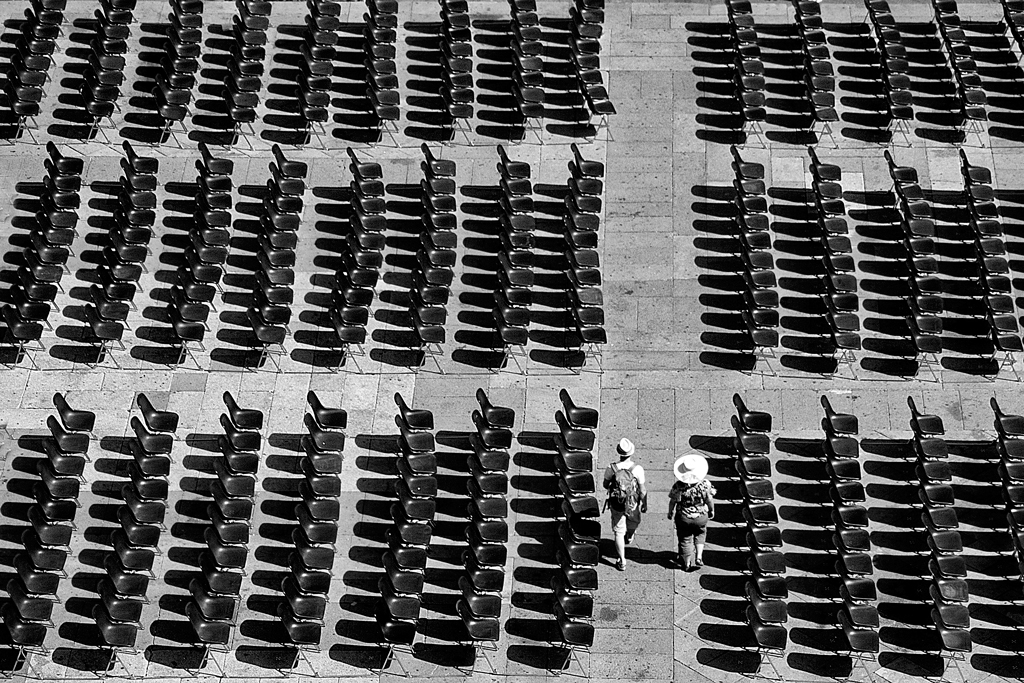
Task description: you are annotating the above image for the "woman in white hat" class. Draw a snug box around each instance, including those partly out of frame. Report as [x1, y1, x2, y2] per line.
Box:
[667, 454, 715, 571]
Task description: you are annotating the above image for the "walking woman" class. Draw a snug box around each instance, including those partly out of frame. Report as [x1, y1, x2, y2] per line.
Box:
[667, 454, 715, 571]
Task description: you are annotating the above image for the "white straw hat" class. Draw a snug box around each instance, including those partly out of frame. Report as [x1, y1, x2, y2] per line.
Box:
[674, 454, 708, 484]
[616, 438, 635, 457]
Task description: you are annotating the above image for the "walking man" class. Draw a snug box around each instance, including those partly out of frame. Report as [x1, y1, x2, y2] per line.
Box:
[603, 438, 647, 571]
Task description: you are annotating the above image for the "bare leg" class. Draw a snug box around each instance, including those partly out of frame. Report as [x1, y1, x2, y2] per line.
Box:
[695, 542, 705, 566]
[615, 531, 626, 565]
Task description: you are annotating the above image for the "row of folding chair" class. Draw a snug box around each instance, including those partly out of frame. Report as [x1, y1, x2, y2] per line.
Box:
[2, 143, 82, 367]
[364, 0, 400, 146]
[563, 143, 605, 373]
[731, 394, 789, 681]
[726, 1, 768, 148]
[551, 389, 598, 677]
[275, 391, 346, 674]
[954, 150, 1023, 376]
[864, 0, 915, 146]
[79, 0, 134, 143]
[167, 143, 231, 366]
[222, 0, 271, 148]
[491, 146, 533, 373]
[792, 1, 838, 146]
[324, 148, 383, 372]
[3, 0, 67, 143]
[296, 0, 340, 148]
[83, 142, 158, 367]
[812, 397, 880, 674]
[931, 0, 988, 147]
[97, 393, 177, 676]
[502, 0, 545, 144]
[727, 147, 779, 374]
[376, 394, 436, 677]
[883, 151, 946, 380]
[804, 148, 861, 376]
[436, 0, 474, 145]
[457, 392, 515, 675]
[246, 145, 307, 370]
[154, 0, 202, 146]
[901, 397, 974, 678]
[185, 393, 265, 676]
[1003, 0, 1024, 61]
[568, 0, 613, 140]
[2, 393, 96, 677]
[991, 399, 1024, 514]
[89, 140, 157, 362]
[993, 400, 1024, 603]
[408, 145, 456, 373]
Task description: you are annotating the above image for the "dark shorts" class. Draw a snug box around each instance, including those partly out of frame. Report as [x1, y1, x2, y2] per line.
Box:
[675, 514, 709, 543]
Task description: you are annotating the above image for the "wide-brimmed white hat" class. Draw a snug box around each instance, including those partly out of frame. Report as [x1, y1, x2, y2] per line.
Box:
[674, 454, 708, 484]
[616, 438, 635, 457]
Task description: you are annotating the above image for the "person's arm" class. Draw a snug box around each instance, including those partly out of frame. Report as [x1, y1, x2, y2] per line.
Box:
[638, 469, 648, 513]
[667, 489, 675, 520]
[705, 488, 715, 519]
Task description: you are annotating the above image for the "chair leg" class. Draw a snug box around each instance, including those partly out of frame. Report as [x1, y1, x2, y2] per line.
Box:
[749, 345, 778, 377]
[996, 351, 1022, 382]
[498, 343, 527, 375]
[375, 643, 410, 677]
[101, 647, 141, 680]
[832, 348, 859, 379]
[815, 119, 839, 149]
[888, 117, 913, 147]
[915, 352, 941, 384]
[551, 644, 588, 677]
[743, 120, 767, 149]
[414, 343, 445, 375]
[192, 644, 227, 678]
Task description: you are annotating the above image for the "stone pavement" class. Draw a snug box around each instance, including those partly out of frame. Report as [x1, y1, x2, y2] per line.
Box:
[1, 0, 1024, 682]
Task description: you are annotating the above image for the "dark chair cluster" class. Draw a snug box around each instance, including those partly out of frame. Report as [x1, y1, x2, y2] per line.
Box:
[186, 392, 264, 676]
[245, 145, 308, 370]
[295, 0, 339, 149]
[2, 143, 82, 368]
[864, 0, 915, 146]
[955, 150, 1022, 376]
[726, 0, 767, 148]
[95, 393, 177, 677]
[992, 398, 1024, 512]
[550, 389, 599, 676]
[491, 144, 535, 374]
[729, 394, 788, 680]
[155, 0, 202, 146]
[224, 0, 272, 148]
[807, 148, 861, 377]
[903, 397, 973, 679]
[794, 0, 838, 147]
[727, 147, 779, 375]
[931, 0, 988, 147]
[505, 0, 545, 144]
[566, 0, 612, 140]
[408, 145, 457, 373]
[80, 0, 134, 143]
[438, 0, 474, 145]
[563, 142, 605, 373]
[2, 394, 93, 677]
[818, 397, 880, 679]
[325, 147, 385, 372]
[86, 141, 159, 367]
[883, 150, 945, 380]
[365, 0, 401, 146]
[455, 391, 515, 675]
[169, 142, 233, 366]
[275, 390, 347, 675]
[5, 0, 65, 143]
[375, 393, 439, 676]
[1003, 0, 1024, 58]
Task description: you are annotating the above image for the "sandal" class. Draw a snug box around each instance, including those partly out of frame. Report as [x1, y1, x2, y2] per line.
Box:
[615, 560, 625, 572]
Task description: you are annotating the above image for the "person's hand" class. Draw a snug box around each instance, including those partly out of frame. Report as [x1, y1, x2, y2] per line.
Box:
[666, 514, 672, 520]
[641, 504, 648, 514]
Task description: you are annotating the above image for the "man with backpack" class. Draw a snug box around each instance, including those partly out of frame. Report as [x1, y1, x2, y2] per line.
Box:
[602, 438, 647, 571]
